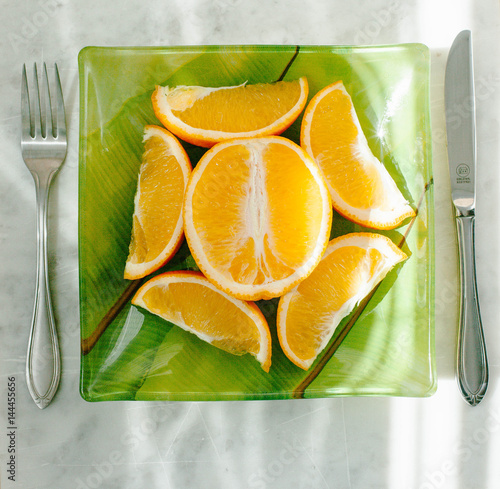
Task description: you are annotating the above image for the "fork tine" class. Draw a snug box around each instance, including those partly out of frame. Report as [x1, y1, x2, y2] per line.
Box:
[32, 63, 43, 138]
[54, 63, 66, 141]
[42, 63, 54, 139]
[21, 64, 33, 139]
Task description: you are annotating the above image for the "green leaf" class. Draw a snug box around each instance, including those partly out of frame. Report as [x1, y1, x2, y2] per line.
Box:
[78, 44, 435, 402]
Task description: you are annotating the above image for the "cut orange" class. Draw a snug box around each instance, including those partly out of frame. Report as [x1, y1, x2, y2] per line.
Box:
[132, 271, 272, 372]
[124, 125, 192, 280]
[183, 136, 332, 301]
[301, 81, 415, 230]
[152, 77, 308, 148]
[277, 232, 407, 370]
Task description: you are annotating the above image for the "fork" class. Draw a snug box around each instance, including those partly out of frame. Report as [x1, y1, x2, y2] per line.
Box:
[21, 63, 67, 409]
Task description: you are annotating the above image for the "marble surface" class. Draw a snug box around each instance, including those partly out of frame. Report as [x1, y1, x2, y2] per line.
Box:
[1, 0, 499, 487]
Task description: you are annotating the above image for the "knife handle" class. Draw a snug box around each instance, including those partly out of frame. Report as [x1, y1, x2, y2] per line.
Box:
[455, 214, 488, 406]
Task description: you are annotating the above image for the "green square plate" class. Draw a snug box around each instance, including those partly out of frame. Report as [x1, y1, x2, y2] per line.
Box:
[78, 44, 435, 401]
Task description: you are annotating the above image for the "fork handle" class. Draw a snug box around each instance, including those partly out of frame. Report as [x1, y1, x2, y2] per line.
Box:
[26, 173, 61, 409]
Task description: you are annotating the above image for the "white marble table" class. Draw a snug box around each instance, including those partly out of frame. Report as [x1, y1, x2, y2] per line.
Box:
[1, 0, 499, 487]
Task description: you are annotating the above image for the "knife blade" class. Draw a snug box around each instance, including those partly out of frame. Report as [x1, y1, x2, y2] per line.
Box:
[445, 30, 488, 406]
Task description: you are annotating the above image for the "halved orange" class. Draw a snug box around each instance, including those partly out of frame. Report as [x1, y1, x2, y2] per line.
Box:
[301, 81, 415, 230]
[132, 271, 272, 372]
[124, 125, 192, 280]
[183, 136, 332, 301]
[152, 77, 308, 148]
[277, 232, 407, 370]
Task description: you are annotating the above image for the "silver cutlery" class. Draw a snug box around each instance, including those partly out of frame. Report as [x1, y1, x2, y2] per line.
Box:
[21, 63, 67, 409]
[445, 30, 488, 406]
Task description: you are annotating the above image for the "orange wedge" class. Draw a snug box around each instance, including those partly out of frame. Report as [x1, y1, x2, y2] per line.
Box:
[277, 232, 407, 370]
[183, 136, 332, 301]
[301, 81, 415, 230]
[132, 271, 272, 372]
[124, 125, 192, 280]
[152, 77, 308, 148]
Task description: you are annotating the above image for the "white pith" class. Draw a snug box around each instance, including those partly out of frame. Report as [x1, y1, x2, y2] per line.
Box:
[160, 83, 247, 111]
[124, 126, 190, 277]
[183, 137, 332, 299]
[154, 77, 308, 143]
[244, 139, 270, 278]
[278, 233, 406, 369]
[133, 273, 270, 366]
[301, 81, 414, 228]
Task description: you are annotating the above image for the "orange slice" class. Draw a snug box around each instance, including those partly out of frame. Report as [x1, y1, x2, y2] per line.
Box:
[124, 125, 192, 280]
[301, 81, 415, 230]
[152, 77, 308, 148]
[183, 136, 332, 301]
[277, 232, 407, 370]
[132, 271, 272, 372]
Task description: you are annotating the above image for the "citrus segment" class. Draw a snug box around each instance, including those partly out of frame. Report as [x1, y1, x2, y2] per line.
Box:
[124, 125, 192, 280]
[277, 233, 407, 370]
[152, 77, 308, 147]
[301, 81, 415, 229]
[183, 136, 332, 301]
[132, 271, 272, 371]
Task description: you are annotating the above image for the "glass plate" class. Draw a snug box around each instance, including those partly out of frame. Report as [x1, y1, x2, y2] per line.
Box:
[78, 44, 435, 401]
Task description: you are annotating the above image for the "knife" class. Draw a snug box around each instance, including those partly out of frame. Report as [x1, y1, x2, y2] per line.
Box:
[445, 30, 488, 406]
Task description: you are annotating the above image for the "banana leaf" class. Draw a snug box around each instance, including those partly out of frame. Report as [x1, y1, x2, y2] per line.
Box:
[78, 44, 435, 401]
